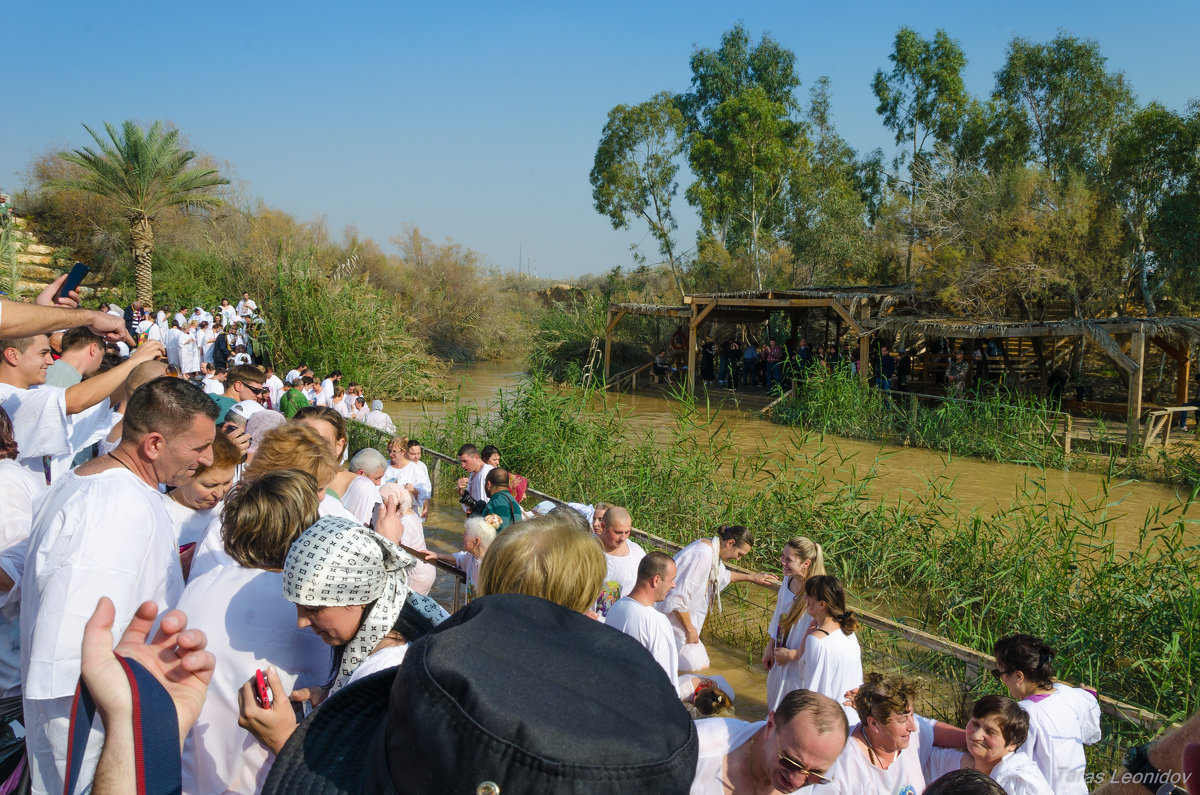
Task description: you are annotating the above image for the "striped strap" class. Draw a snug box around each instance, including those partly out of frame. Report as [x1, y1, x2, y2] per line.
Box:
[63, 655, 181, 795]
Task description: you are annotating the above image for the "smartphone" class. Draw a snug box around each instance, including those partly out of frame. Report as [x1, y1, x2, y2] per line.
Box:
[254, 669, 273, 708]
[369, 502, 383, 529]
[55, 263, 90, 302]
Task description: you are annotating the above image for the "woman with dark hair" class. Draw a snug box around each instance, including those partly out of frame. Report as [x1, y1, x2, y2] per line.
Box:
[658, 525, 778, 672]
[992, 633, 1100, 794]
[776, 575, 863, 724]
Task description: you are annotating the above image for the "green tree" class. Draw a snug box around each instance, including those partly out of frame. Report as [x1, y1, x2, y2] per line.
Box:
[787, 77, 871, 284]
[688, 86, 805, 289]
[52, 121, 229, 304]
[993, 33, 1135, 180]
[677, 26, 806, 290]
[872, 26, 969, 279]
[1108, 103, 1194, 315]
[590, 92, 688, 299]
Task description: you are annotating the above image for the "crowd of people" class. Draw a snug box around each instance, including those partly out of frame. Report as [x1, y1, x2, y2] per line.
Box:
[0, 277, 1196, 794]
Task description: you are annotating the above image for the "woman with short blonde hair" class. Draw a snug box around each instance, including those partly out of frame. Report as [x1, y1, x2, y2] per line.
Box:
[477, 514, 605, 614]
[242, 424, 341, 494]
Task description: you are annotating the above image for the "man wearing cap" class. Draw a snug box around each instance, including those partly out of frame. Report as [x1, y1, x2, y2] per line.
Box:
[210, 364, 266, 425]
[363, 399, 396, 434]
[21, 377, 217, 794]
[605, 551, 679, 682]
[260, 593, 699, 794]
[592, 506, 646, 619]
[692, 689, 848, 794]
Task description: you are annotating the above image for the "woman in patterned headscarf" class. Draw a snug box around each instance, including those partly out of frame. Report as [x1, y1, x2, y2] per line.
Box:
[238, 516, 447, 756]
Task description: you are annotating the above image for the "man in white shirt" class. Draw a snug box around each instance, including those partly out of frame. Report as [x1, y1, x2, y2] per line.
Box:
[263, 366, 284, 409]
[43, 327, 105, 388]
[283, 363, 304, 385]
[201, 364, 225, 396]
[691, 690, 848, 795]
[0, 333, 162, 481]
[605, 552, 678, 682]
[320, 370, 341, 403]
[455, 443, 493, 514]
[592, 506, 646, 618]
[21, 376, 218, 795]
[235, 292, 256, 319]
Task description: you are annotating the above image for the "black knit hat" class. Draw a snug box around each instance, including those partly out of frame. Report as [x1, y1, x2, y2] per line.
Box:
[263, 593, 698, 794]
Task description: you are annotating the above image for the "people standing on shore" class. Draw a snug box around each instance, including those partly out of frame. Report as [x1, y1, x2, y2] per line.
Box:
[659, 525, 779, 672]
[455, 443, 493, 514]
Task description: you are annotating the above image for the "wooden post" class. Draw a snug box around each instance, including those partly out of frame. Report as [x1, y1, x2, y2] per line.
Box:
[1127, 331, 1146, 450]
[859, 334, 870, 383]
[1176, 347, 1191, 408]
[686, 307, 699, 394]
[603, 307, 613, 387]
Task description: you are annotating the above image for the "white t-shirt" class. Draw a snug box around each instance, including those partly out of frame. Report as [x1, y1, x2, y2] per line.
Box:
[594, 539, 646, 618]
[283, 369, 301, 385]
[382, 460, 431, 510]
[202, 376, 224, 396]
[163, 496, 222, 548]
[799, 628, 863, 726]
[363, 410, 395, 434]
[0, 382, 69, 480]
[990, 750, 1055, 795]
[604, 596, 677, 684]
[345, 644, 409, 688]
[319, 493, 359, 522]
[1018, 684, 1101, 795]
[463, 463, 493, 512]
[21, 468, 184, 795]
[320, 378, 335, 401]
[179, 563, 329, 795]
[690, 718, 762, 795]
[189, 516, 236, 582]
[340, 475, 383, 525]
[811, 718, 963, 795]
[264, 374, 284, 408]
[0, 459, 47, 697]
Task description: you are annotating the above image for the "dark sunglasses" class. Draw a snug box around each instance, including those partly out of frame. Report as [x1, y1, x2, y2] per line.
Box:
[242, 383, 266, 396]
[778, 750, 832, 786]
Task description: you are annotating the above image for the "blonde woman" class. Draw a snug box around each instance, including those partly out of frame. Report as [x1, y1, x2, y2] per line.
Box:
[763, 536, 824, 707]
[477, 514, 605, 613]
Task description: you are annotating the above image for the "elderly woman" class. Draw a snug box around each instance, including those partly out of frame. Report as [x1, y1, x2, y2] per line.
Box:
[237, 516, 433, 755]
[380, 482, 436, 595]
[383, 437, 432, 519]
[477, 513, 605, 613]
[658, 525, 778, 672]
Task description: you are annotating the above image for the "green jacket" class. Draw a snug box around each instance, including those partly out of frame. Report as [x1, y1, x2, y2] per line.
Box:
[482, 490, 522, 531]
[279, 389, 310, 419]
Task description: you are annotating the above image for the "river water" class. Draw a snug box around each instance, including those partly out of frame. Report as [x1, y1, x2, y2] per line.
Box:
[385, 360, 1195, 720]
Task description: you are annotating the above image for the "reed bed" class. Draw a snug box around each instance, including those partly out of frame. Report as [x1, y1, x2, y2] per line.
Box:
[400, 373, 1197, 731]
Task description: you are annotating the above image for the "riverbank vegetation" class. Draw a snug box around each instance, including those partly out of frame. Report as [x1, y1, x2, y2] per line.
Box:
[405, 375, 1197, 731]
[12, 126, 557, 397]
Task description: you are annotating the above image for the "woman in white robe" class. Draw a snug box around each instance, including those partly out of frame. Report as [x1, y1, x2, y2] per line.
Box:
[657, 526, 778, 672]
[764, 536, 824, 710]
[180, 322, 202, 376]
[178, 470, 330, 795]
[788, 575, 863, 726]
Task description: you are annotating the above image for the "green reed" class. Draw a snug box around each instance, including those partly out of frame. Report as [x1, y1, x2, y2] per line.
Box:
[395, 373, 1197, 726]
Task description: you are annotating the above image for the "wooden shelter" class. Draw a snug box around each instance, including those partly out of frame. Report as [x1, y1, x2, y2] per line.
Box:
[605, 285, 1200, 449]
[872, 315, 1200, 448]
[604, 286, 913, 392]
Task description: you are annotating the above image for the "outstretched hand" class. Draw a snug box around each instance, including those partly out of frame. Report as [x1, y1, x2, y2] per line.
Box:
[81, 598, 215, 748]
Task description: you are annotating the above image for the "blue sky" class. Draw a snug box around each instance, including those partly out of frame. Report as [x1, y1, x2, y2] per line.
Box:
[6, 1, 1198, 279]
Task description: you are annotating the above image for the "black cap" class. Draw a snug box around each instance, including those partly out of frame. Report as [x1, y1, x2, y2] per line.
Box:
[264, 593, 698, 794]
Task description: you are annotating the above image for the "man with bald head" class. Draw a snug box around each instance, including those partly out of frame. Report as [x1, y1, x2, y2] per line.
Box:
[691, 689, 848, 794]
[593, 505, 646, 619]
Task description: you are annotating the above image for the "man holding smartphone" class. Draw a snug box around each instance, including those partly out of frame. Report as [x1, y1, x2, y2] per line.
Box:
[209, 364, 267, 424]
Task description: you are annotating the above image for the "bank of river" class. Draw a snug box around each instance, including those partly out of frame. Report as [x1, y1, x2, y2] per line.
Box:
[386, 361, 1195, 724]
[387, 360, 1198, 555]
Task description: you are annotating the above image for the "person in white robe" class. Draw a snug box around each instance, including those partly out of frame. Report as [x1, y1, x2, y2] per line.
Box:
[775, 575, 862, 725]
[178, 470, 330, 795]
[605, 552, 678, 683]
[963, 695, 1053, 795]
[657, 526, 777, 672]
[993, 633, 1101, 795]
[383, 438, 432, 517]
[0, 334, 161, 483]
[180, 323, 202, 375]
[20, 377, 216, 795]
[764, 537, 824, 711]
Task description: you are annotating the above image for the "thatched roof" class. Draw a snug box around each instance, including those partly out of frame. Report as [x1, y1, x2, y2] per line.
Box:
[609, 303, 690, 318]
[872, 315, 1200, 344]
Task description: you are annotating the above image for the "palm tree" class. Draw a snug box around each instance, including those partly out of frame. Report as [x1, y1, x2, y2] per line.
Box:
[52, 121, 230, 304]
